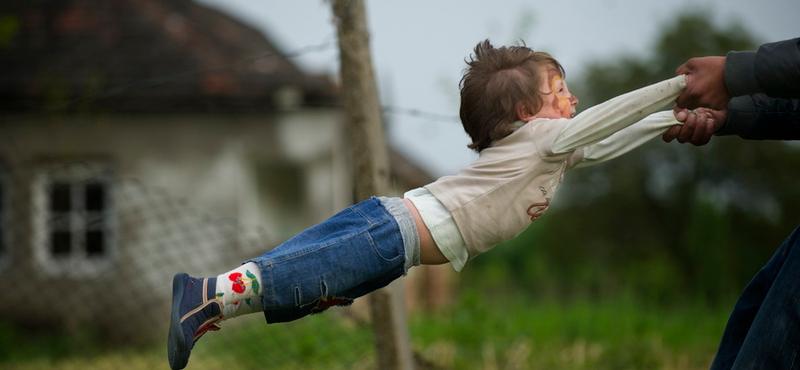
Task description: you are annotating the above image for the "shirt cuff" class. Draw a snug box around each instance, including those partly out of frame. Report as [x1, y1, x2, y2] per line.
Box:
[725, 50, 760, 97]
[715, 96, 757, 137]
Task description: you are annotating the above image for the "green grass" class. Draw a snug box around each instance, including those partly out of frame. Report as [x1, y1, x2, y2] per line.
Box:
[409, 291, 731, 370]
[1, 293, 732, 370]
[190, 309, 377, 370]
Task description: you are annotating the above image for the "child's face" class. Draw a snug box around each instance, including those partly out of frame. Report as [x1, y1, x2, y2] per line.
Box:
[534, 68, 579, 119]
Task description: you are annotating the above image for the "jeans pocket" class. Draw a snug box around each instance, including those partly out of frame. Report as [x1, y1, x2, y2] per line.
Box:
[365, 219, 405, 263]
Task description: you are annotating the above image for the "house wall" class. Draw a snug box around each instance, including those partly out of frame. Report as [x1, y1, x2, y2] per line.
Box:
[0, 108, 348, 340]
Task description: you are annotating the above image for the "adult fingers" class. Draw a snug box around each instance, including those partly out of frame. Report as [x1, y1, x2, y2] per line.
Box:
[675, 61, 692, 76]
[689, 113, 709, 145]
[698, 119, 715, 146]
[711, 109, 728, 129]
[675, 77, 699, 110]
[673, 104, 689, 121]
[676, 111, 698, 143]
[662, 125, 681, 143]
[666, 105, 690, 142]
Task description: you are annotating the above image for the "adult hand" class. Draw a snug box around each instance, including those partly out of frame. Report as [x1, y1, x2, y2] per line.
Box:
[675, 56, 731, 110]
[662, 105, 727, 146]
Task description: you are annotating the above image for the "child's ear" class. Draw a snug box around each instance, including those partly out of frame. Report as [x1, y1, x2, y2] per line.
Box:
[516, 102, 537, 121]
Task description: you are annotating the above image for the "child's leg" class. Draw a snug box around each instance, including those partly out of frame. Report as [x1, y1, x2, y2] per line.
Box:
[167, 197, 418, 369]
[168, 264, 266, 369]
[216, 262, 265, 319]
[168, 273, 222, 370]
[247, 196, 414, 323]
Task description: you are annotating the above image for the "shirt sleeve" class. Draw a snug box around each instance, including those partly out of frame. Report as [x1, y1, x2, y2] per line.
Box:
[574, 111, 680, 169]
[551, 75, 686, 154]
[717, 95, 800, 139]
[726, 38, 800, 99]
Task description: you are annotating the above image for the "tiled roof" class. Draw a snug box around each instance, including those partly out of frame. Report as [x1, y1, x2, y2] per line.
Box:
[0, 0, 339, 113]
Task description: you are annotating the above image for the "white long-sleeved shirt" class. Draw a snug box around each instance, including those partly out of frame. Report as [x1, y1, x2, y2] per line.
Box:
[406, 76, 686, 271]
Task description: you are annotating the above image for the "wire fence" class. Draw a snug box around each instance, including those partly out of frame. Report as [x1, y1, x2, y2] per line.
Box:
[0, 156, 438, 369]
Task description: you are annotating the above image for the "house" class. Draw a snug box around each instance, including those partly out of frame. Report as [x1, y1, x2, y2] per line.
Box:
[0, 0, 435, 342]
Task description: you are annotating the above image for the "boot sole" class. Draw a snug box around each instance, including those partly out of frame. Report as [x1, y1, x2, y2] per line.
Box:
[168, 273, 189, 369]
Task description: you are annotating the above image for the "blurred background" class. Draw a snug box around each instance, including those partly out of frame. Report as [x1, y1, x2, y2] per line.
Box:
[0, 0, 798, 369]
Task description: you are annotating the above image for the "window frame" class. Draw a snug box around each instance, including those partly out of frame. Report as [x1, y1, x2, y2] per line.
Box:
[32, 162, 117, 277]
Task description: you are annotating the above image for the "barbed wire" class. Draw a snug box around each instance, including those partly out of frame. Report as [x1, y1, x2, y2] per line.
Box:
[383, 106, 460, 124]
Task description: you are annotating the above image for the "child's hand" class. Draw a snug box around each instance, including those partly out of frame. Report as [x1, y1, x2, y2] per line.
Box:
[662, 105, 727, 146]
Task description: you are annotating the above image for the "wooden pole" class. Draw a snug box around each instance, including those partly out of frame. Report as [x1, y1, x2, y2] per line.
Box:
[330, 1, 414, 369]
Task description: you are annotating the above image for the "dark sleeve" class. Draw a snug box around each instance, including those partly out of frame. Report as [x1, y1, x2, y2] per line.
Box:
[716, 95, 800, 140]
[755, 38, 800, 98]
[725, 38, 800, 98]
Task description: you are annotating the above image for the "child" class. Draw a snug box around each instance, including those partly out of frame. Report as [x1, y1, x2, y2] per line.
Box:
[168, 39, 687, 369]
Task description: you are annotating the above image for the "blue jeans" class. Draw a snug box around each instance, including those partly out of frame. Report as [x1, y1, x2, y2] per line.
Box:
[710, 224, 800, 370]
[245, 197, 411, 323]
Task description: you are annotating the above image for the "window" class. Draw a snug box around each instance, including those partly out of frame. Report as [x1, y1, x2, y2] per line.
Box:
[33, 162, 116, 276]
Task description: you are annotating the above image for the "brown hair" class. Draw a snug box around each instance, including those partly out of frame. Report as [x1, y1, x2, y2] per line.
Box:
[459, 39, 564, 152]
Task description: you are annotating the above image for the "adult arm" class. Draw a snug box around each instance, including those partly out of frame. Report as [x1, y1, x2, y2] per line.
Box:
[726, 37, 800, 99]
[716, 95, 800, 140]
[722, 38, 800, 139]
[675, 38, 800, 109]
[667, 38, 800, 143]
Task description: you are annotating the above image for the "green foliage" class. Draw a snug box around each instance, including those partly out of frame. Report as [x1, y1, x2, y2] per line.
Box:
[0, 321, 104, 363]
[654, 14, 756, 77]
[0, 312, 377, 370]
[410, 291, 729, 370]
[192, 312, 376, 369]
[0, 15, 20, 48]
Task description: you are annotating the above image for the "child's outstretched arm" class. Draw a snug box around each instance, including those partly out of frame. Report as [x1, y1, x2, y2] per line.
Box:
[551, 75, 686, 154]
[573, 111, 679, 168]
[574, 107, 720, 168]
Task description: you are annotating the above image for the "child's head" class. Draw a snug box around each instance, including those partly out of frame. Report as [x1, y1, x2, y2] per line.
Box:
[459, 39, 574, 152]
